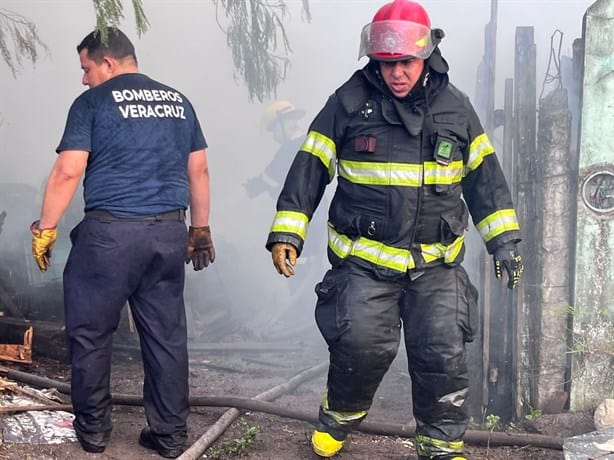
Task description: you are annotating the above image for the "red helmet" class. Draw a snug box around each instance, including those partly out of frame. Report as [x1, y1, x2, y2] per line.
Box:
[359, 0, 436, 61]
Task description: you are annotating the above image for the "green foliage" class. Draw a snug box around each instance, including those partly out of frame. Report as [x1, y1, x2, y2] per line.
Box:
[213, 0, 309, 103]
[484, 413, 502, 431]
[92, 0, 149, 43]
[0, 1, 148, 76]
[2, 1, 309, 102]
[0, 8, 47, 77]
[524, 407, 542, 420]
[471, 413, 531, 431]
[208, 419, 261, 459]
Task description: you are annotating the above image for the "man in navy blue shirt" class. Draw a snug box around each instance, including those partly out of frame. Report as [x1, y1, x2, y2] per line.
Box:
[31, 27, 214, 458]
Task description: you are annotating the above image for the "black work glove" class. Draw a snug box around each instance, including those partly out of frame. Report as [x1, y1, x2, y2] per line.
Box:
[186, 226, 215, 271]
[493, 243, 524, 289]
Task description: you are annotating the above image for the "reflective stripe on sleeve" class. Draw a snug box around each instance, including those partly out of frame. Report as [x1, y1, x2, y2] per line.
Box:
[476, 209, 520, 242]
[269, 210, 309, 240]
[300, 131, 336, 181]
[466, 133, 495, 173]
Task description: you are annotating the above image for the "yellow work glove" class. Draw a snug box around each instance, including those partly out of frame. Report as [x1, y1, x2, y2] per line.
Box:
[186, 226, 215, 271]
[30, 220, 57, 272]
[271, 242, 297, 278]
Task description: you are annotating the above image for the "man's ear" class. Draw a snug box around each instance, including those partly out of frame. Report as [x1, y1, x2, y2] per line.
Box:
[103, 56, 118, 75]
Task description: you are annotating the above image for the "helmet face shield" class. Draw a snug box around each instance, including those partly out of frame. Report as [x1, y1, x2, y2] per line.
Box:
[359, 20, 435, 61]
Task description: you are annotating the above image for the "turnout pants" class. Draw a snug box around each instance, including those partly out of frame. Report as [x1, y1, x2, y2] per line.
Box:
[63, 216, 189, 447]
[314, 260, 478, 443]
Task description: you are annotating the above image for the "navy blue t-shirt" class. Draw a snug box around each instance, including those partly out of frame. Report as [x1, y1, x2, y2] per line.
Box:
[57, 73, 207, 217]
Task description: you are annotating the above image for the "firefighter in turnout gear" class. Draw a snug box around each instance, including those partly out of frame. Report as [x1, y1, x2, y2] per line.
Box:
[244, 100, 306, 200]
[265, 0, 523, 458]
[246, 100, 328, 340]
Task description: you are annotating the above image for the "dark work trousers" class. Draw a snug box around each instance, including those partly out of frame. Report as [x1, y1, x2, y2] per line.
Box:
[314, 259, 478, 442]
[63, 217, 189, 447]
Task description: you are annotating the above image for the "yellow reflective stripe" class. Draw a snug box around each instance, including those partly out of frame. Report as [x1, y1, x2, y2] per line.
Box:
[339, 160, 463, 186]
[338, 159, 422, 186]
[476, 209, 520, 242]
[328, 225, 415, 272]
[300, 131, 336, 181]
[326, 408, 368, 424]
[466, 133, 495, 172]
[424, 160, 464, 185]
[329, 226, 465, 270]
[322, 393, 368, 424]
[420, 234, 465, 264]
[269, 210, 309, 240]
[416, 434, 465, 454]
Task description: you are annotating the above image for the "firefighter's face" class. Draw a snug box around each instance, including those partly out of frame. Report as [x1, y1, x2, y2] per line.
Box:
[379, 58, 425, 98]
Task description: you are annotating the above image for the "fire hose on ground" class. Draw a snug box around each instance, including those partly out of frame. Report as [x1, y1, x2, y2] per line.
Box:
[0, 364, 563, 454]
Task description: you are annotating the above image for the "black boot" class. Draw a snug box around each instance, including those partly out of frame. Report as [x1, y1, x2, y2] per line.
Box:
[74, 429, 110, 453]
[139, 427, 184, 459]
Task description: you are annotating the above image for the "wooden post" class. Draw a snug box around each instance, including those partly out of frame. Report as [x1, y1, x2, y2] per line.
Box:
[502, 79, 514, 186]
[470, 0, 498, 422]
[513, 26, 538, 416]
[536, 88, 573, 412]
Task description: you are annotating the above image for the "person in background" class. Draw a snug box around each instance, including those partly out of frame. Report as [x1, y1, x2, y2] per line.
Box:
[246, 100, 328, 340]
[244, 99, 306, 200]
[30, 27, 214, 459]
[265, 0, 524, 458]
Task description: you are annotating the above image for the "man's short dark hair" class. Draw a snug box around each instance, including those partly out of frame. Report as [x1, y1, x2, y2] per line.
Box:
[77, 27, 137, 64]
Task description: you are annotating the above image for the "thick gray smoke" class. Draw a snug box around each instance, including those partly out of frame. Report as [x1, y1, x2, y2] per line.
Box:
[0, 1, 593, 344]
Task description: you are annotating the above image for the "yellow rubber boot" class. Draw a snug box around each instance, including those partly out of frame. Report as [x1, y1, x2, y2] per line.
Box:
[311, 430, 344, 457]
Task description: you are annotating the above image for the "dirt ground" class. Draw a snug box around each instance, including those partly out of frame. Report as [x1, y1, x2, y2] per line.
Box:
[0, 330, 590, 460]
